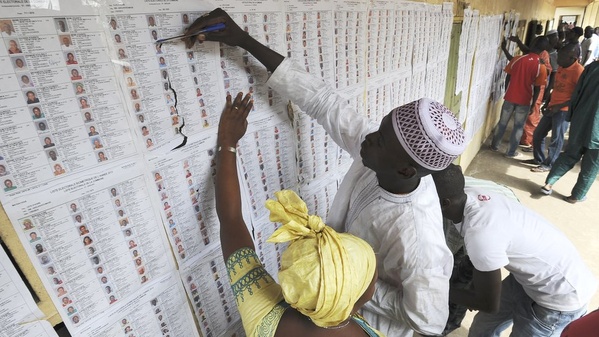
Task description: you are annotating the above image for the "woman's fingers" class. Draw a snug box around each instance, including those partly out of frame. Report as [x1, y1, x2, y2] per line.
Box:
[235, 93, 252, 118]
[222, 92, 251, 121]
[225, 93, 232, 107]
[240, 93, 251, 107]
[243, 100, 253, 119]
[232, 92, 243, 108]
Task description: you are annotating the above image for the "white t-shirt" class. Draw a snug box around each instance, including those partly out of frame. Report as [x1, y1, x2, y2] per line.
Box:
[456, 187, 597, 311]
[267, 59, 451, 336]
[581, 34, 599, 66]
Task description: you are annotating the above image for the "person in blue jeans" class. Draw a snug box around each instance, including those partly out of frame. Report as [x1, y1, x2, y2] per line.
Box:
[491, 102, 531, 157]
[433, 164, 597, 337]
[491, 37, 550, 157]
[531, 44, 584, 172]
[541, 60, 599, 203]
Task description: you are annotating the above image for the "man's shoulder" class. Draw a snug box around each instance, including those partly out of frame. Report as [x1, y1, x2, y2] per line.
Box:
[511, 54, 539, 69]
[507, 55, 524, 65]
[463, 188, 511, 222]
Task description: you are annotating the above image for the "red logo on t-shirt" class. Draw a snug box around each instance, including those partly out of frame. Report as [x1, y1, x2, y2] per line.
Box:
[478, 194, 491, 201]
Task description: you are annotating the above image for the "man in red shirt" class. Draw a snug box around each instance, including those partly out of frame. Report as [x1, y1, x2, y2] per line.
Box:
[491, 37, 550, 158]
[507, 34, 554, 148]
[530, 43, 584, 172]
[520, 49, 551, 149]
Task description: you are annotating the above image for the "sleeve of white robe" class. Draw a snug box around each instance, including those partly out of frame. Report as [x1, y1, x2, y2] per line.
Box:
[266, 58, 377, 158]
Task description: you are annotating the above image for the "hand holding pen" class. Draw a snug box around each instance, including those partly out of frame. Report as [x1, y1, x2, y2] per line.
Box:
[156, 22, 226, 44]
[183, 8, 249, 49]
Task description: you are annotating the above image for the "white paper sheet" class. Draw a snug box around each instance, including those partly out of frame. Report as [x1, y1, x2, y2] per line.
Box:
[0, 245, 58, 337]
[3, 158, 177, 333]
[0, 9, 138, 198]
[145, 133, 224, 266]
[179, 246, 240, 337]
[75, 272, 199, 337]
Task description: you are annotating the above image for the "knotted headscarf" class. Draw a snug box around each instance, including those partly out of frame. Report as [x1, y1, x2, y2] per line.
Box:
[266, 190, 376, 328]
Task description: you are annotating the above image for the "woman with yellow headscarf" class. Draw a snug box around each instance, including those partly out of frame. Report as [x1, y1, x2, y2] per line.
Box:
[215, 92, 384, 337]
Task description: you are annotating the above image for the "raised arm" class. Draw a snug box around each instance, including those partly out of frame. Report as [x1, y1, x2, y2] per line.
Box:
[185, 8, 373, 158]
[184, 8, 284, 73]
[508, 35, 529, 54]
[501, 39, 513, 61]
[215, 92, 255, 260]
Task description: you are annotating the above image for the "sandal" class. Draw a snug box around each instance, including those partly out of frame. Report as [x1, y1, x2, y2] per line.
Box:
[531, 166, 550, 173]
[540, 186, 552, 195]
[564, 196, 587, 204]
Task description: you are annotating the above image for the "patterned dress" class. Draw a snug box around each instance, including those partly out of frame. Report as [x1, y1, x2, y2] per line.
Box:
[226, 247, 384, 337]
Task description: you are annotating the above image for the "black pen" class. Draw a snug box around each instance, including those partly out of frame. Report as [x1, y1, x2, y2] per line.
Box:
[155, 23, 226, 44]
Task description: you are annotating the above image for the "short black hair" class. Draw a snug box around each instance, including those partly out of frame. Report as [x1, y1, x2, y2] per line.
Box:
[531, 36, 550, 52]
[432, 164, 465, 200]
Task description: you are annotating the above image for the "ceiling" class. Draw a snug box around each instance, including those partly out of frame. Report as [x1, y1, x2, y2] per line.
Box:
[554, 0, 594, 7]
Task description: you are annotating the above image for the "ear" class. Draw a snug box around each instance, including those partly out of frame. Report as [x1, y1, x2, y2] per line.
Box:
[440, 197, 452, 211]
[397, 166, 417, 179]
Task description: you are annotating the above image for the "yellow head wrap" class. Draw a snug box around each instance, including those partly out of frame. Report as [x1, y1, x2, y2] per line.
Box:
[266, 190, 376, 328]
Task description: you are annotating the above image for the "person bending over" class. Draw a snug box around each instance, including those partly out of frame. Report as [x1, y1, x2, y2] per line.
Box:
[432, 164, 597, 336]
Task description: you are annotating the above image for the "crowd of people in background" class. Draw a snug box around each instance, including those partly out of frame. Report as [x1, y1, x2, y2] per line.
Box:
[495, 21, 599, 204]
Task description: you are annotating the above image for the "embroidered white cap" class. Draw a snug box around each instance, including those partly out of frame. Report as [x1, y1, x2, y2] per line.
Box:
[391, 98, 466, 171]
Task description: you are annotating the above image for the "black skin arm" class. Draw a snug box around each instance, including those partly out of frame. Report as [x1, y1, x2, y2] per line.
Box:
[449, 269, 502, 313]
[544, 71, 556, 102]
[184, 8, 284, 73]
[501, 39, 512, 88]
[214, 92, 255, 260]
[508, 35, 530, 54]
[501, 39, 513, 61]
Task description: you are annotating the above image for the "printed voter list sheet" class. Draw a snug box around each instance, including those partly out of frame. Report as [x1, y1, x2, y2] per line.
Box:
[237, 115, 299, 222]
[0, 245, 58, 337]
[283, 0, 335, 86]
[180, 246, 240, 337]
[292, 105, 342, 186]
[75, 272, 199, 337]
[145, 133, 222, 266]
[0, 3, 138, 198]
[2, 159, 176, 334]
[212, 0, 287, 122]
[333, 0, 368, 89]
[100, 0, 221, 153]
